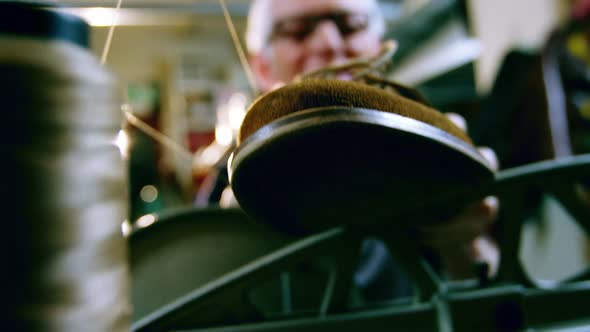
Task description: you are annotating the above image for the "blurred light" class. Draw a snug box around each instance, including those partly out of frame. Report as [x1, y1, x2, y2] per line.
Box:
[136, 214, 156, 228]
[54, 7, 206, 27]
[80, 7, 117, 27]
[140, 185, 159, 203]
[220, 187, 237, 208]
[121, 219, 132, 237]
[215, 125, 233, 146]
[229, 93, 248, 106]
[114, 130, 129, 157]
[227, 93, 248, 130]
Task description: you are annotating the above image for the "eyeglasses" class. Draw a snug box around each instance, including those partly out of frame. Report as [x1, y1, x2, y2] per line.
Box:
[269, 12, 370, 43]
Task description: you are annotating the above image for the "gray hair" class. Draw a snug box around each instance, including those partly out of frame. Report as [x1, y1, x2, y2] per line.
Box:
[245, 0, 386, 54]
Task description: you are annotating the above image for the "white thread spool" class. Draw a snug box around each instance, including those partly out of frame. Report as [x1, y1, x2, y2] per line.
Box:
[1, 3, 130, 331]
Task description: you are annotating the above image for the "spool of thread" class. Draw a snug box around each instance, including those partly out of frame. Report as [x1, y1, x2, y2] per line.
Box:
[1, 3, 130, 331]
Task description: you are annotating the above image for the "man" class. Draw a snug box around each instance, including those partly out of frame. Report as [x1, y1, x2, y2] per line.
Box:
[246, 0, 385, 91]
[202, 0, 499, 301]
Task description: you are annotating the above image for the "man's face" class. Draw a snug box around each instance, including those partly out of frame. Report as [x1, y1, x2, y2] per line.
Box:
[252, 0, 382, 92]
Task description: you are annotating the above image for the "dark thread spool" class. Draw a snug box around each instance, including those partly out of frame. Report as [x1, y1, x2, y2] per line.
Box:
[1, 4, 130, 331]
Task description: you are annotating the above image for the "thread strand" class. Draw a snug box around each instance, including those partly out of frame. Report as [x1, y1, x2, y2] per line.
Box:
[101, 0, 124, 65]
[123, 108, 194, 162]
[219, 0, 259, 96]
